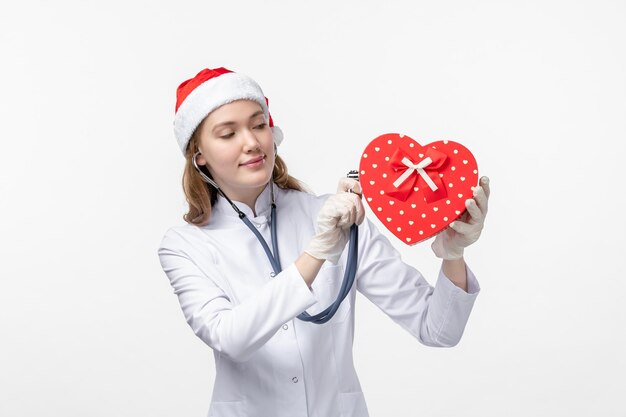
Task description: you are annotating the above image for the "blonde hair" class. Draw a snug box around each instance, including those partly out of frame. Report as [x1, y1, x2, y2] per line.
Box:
[182, 132, 308, 226]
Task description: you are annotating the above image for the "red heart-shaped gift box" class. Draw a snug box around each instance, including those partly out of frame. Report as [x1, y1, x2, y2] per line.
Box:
[359, 133, 479, 245]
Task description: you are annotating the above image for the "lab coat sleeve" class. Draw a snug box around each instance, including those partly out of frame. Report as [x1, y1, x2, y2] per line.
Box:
[158, 229, 318, 363]
[355, 218, 480, 347]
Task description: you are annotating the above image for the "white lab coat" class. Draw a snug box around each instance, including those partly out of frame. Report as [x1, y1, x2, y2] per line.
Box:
[158, 183, 480, 417]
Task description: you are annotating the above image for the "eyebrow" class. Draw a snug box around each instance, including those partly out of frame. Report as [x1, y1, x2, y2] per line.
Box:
[212, 110, 265, 131]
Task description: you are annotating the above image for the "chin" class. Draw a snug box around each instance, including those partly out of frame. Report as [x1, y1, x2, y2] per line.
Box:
[244, 171, 273, 188]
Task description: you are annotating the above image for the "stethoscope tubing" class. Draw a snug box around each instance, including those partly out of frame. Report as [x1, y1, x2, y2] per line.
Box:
[242, 206, 358, 324]
[193, 151, 358, 324]
[297, 225, 358, 323]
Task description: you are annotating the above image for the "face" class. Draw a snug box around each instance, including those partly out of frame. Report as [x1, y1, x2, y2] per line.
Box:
[195, 100, 275, 204]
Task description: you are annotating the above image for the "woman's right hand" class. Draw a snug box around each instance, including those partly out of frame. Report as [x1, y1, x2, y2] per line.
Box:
[304, 178, 365, 264]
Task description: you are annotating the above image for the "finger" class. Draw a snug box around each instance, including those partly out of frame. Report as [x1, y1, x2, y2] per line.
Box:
[355, 197, 365, 225]
[337, 211, 349, 228]
[336, 206, 350, 227]
[350, 194, 365, 225]
[346, 201, 357, 226]
[479, 176, 490, 199]
[347, 193, 360, 225]
[336, 194, 356, 227]
[472, 186, 488, 215]
[349, 181, 362, 195]
[465, 198, 484, 223]
[449, 219, 474, 235]
[327, 195, 345, 225]
[337, 177, 360, 193]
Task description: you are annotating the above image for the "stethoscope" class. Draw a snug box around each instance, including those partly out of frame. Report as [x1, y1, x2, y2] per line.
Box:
[193, 151, 359, 324]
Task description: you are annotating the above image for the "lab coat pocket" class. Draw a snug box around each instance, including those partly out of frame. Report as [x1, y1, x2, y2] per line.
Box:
[312, 264, 351, 324]
[207, 400, 244, 417]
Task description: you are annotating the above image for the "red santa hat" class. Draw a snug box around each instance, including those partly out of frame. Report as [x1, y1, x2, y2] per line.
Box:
[173, 67, 284, 155]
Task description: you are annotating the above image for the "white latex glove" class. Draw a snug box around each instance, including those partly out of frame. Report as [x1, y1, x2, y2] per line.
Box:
[304, 178, 365, 264]
[431, 176, 490, 260]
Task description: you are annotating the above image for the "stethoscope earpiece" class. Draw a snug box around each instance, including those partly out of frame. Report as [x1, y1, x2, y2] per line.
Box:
[192, 151, 220, 189]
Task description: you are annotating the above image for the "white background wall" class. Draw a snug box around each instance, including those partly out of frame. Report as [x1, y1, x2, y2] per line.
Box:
[1, 0, 625, 416]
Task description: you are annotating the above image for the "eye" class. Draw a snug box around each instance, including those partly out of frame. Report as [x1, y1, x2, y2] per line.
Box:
[219, 132, 235, 139]
[254, 123, 267, 130]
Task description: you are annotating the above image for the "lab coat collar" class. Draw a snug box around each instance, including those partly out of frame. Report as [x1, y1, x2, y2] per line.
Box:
[213, 182, 276, 221]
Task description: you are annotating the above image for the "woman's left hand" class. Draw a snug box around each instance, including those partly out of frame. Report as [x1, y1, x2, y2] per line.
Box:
[431, 176, 490, 260]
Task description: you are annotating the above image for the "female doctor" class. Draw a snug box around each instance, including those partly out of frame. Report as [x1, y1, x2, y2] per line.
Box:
[158, 67, 490, 417]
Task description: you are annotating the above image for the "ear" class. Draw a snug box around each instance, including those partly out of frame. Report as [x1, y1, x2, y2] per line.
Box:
[195, 152, 207, 166]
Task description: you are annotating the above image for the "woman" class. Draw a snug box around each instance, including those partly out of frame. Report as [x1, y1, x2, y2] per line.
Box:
[158, 67, 490, 417]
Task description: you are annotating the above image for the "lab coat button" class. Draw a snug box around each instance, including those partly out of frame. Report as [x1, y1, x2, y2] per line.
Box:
[255, 223, 262, 229]
[282, 324, 288, 330]
[270, 272, 276, 278]
[292, 377, 298, 383]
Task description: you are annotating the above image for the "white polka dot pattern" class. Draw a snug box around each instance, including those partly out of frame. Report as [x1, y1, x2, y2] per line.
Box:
[359, 133, 479, 245]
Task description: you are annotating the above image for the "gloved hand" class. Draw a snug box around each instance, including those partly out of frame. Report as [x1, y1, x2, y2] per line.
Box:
[304, 178, 365, 264]
[431, 176, 490, 260]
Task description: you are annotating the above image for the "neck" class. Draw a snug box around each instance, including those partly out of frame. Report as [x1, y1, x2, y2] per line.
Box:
[224, 182, 271, 217]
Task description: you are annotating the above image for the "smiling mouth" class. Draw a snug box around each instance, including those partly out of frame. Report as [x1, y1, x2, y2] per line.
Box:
[240, 156, 265, 166]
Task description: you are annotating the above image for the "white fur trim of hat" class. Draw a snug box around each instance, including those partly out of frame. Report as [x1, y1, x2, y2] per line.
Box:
[173, 68, 283, 156]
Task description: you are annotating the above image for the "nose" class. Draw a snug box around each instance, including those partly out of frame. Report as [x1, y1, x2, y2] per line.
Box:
[242, 127, 261, 153]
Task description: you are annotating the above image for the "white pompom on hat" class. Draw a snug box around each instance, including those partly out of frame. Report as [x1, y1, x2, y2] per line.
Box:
[173, 67, 284, 156]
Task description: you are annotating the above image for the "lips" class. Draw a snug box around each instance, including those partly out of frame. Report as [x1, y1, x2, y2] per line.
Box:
[240, 155, 265, 166]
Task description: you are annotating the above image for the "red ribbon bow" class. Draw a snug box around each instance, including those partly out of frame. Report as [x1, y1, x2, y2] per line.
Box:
[386, 147, 448, 202]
